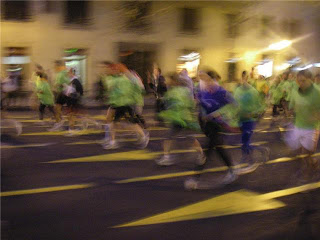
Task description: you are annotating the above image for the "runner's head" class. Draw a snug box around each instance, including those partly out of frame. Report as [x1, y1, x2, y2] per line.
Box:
[241, 70, 248, 83]
[297, 70, 313, 91]
[68, 68, 76, 77]
[54, 60, 65, 72]
[38, 72, 48, 81]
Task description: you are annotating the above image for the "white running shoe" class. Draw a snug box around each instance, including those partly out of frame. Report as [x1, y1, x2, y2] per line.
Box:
[184, 178, 199, 190]
[15, 121, 22, 136]
[137, 133, 150, 149]
[221, 171, 238, 184]
[102, 140, 119, 150]
[234, 163, 259, 175]
[49, 121, 65, 132]
[64, 129, 80, 137]
[155, 155, 176, 166]
[195, 154, 206, 165]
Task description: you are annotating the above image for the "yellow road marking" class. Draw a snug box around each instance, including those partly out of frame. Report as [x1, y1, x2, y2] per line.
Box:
[115, 166, 230, 184]
[0, 183, 94, 197]
[5, 115, 33, 119]
[46, 142, 268, 164]
[21, 127, 169, 136]
[116, 152, 319, 184]
[46, 150, 160, 163]
[113, 181, 320, 228]
[0, 143, 55, 149]
[112, 190, 285, 228]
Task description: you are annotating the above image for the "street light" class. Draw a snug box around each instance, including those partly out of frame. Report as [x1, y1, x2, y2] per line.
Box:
[268, 40, 292, 51]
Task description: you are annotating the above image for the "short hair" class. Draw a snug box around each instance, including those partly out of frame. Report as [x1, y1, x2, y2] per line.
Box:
[297, 70, 312, 79]
[207, 71, 218, 79]
[242, 71, 247, 77]
[102, 61, 113, 66]
[38, 73, 47, 79]
[35, 64, 43, 71]
[55, 60, 65, 67]
[69, 68, 76, 74]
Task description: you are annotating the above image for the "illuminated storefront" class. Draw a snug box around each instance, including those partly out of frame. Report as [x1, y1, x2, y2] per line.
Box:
[176, 52, 200, 78]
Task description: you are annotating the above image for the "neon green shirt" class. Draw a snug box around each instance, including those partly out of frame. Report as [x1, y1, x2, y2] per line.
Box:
[106, 75, 137, 107]
[55, 70, 69, 93]
[159, 86, 199, 129]
[36, 80, 54, 105]
[234, 84, 264, 122]
[289, 84, 320, 129]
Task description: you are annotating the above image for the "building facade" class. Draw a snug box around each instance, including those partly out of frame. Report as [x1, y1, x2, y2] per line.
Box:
[1, 1, 319, 94]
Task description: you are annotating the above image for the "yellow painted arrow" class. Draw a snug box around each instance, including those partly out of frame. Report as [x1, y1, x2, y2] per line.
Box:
[113, 181, 320, 228]
[0, 183, 94, 197]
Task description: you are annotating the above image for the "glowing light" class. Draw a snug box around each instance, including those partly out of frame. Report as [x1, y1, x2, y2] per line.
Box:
[275, 63, 291, 71]
[177, 52, 200, 61]
[257, 61, 273, 78]
[268, 40, 292, 51]
[225, 58, 242, 63]
[294, 64, 313, 71]
[243, 51, 257, 63]
[287, 57, 301, 65]
[176, 59, 200, 78]
[2, 56, 30, 64]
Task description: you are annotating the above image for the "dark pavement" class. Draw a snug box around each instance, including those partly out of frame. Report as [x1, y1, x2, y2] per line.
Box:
[1, 108, 320, 240]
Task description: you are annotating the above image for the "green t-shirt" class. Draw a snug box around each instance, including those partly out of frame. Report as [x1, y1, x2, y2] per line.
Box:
[106, 75, 137, 107]
[289, 84, 320, 129]
[55, 70, 69, 93]
[158, 86, 199, 129]
[36, 80, 54, 105]
[234, 84, 265, 122]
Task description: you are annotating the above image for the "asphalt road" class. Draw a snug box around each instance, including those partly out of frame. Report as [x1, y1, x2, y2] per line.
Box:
[1, 108, 320, 240]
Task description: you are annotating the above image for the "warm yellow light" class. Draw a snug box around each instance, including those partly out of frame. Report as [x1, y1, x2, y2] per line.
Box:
[257, 61, 273, 78]
[176, 59, 200, 78]
[268, 40, 292, 51]
[275, 63, 290, 71]
[243, 51, 257, 63]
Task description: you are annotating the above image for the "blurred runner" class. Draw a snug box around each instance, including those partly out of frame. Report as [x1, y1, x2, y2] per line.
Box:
[102, 63, 149, 149]
[1, 72, 22, 135]
[155, 72, 204, 166]
[285, 70, 320, 182]
[233, 71, 269, 174]
[49, 60, 70, 131]
[184, 71, 238, 190]
[35, 72, 57, 124]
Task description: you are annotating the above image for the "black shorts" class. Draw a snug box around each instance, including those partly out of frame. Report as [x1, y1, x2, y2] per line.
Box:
[56, 93, 69, 105]
[112, 106, 139, 123]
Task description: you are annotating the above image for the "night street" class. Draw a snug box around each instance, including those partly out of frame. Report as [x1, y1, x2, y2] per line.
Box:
[1, 108, 320, 240]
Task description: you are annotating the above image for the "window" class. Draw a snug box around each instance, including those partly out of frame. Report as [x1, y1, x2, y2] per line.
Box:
[64, 1, 90, 25]
[226, 14, 238, 38]
[180, 8, 200, 33]
[124, 1, 152, 32]
[1, 1, 31, 21]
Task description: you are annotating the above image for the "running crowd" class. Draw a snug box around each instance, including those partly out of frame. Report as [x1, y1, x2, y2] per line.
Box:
[1, 61, 320, 190]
